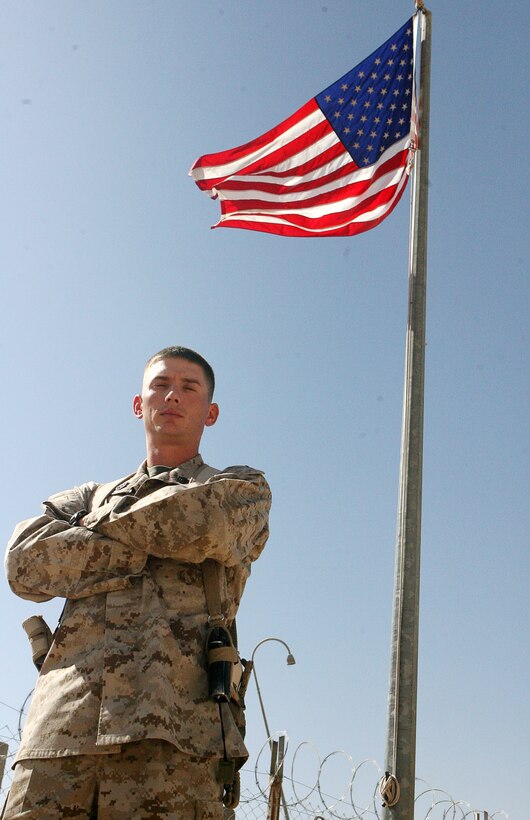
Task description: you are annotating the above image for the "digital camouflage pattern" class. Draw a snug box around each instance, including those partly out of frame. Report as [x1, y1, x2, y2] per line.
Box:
[4, 455, 271, 764]
[2, 739, 225, 818]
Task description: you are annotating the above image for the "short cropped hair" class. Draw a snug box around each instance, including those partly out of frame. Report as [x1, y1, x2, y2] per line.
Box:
[144, 347, 215, 400]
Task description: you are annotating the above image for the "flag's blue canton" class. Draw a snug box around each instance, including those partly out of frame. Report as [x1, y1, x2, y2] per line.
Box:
[316, 18, 414, 168]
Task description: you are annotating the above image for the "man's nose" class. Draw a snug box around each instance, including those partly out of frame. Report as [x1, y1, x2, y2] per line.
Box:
[165, 388, 181, 402]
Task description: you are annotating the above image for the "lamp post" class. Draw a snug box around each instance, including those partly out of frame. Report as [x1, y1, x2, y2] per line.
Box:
[250, 637, 296, 820]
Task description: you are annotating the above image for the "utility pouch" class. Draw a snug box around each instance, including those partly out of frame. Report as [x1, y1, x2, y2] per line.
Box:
[22, 615, 53, 670]
[217, 757, 235, 785]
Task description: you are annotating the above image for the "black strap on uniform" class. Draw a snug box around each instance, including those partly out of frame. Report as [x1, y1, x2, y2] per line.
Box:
[201, 559, 242, 806]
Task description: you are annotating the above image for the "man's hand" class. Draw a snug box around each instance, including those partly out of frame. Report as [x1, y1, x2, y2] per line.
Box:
[80, 507, 112, 532]
[43, 483, 97, 523]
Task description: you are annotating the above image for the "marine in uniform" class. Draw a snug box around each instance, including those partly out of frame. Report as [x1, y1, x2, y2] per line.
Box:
[3, 347, 271, 819]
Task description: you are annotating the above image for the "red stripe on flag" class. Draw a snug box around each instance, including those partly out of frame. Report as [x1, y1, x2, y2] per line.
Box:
[217, 179, 408, 237]
[219, 173, 405, 227]
[219, 149, 407, 208]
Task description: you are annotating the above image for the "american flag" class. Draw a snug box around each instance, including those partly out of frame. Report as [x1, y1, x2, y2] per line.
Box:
[190, 18, 417, 238]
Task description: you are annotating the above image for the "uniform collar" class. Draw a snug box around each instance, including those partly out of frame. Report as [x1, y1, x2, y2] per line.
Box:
[140, 454, 205, 483]
[112, 455, 206, 496]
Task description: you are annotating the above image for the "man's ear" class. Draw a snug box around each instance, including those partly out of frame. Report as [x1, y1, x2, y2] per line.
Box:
[132, 395, 143, 418]
[205, 403, 219, 428]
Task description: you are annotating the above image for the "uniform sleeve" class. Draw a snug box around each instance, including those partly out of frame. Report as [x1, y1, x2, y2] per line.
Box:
[5, 484, 147, 602]
[94, 467, 271, 567]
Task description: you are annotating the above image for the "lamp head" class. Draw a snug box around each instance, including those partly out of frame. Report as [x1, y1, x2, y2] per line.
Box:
[286, 653, 296, 666]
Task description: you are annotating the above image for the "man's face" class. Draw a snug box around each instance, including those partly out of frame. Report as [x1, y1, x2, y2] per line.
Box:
[133, 357, 218, 451]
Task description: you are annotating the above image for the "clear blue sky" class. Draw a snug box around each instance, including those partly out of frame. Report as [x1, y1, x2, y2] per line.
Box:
[1, 2, 528, 816]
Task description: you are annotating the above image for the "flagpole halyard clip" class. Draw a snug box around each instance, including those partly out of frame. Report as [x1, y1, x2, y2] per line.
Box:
[406, 140, 417, 175]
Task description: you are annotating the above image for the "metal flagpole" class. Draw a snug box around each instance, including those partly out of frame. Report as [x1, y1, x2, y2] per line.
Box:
[379, 4, 432, 819]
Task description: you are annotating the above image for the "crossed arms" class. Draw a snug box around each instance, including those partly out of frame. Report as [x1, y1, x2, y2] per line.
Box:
[5, 468, 271, 603]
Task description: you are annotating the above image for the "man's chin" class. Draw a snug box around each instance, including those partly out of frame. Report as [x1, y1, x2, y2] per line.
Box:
[155, 417, 184, 430]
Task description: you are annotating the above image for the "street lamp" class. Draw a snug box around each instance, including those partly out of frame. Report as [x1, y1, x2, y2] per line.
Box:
[250, 637, 296, 820]
[250, 637, 295, 744]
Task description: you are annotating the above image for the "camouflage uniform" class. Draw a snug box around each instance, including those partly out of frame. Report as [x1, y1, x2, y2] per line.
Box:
[3, 456, 271, 817]
[2, 741, 225, 818]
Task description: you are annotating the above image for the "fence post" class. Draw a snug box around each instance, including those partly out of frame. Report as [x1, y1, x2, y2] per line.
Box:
[0, 742, 8, 789]
[266, 735, 287, 820]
